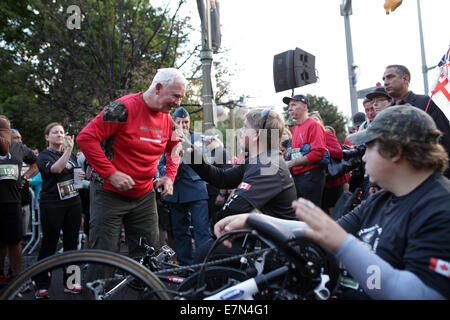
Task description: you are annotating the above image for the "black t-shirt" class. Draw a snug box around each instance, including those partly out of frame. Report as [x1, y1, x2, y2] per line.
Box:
[191, 150, 297, 221]
[0, 141, 37, 204]
[338, 172, 450, 299]
[37, 148, 80, 207]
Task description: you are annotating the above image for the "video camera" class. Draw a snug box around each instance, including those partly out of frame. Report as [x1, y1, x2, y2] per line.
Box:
[343, 144, 366, 192]
[342, 144, 366, 160]
[326, 144, 366, 181]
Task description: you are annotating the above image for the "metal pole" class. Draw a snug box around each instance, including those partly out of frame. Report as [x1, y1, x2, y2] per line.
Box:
[229, 104, 235, 158]
[417, 0, 429, 95]
[341, 0, 358, 116]
[201, 0, 215, 130]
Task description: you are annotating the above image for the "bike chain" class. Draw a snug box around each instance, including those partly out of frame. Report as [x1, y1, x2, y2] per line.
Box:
[152, 247, 274, 275]
[84, 248, 274, 289]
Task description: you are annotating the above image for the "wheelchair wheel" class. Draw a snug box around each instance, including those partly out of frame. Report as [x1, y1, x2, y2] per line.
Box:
[0, 249, 171, 300]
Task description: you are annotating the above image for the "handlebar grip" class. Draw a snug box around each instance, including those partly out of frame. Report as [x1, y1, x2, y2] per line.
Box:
[246, 214, 291, 245]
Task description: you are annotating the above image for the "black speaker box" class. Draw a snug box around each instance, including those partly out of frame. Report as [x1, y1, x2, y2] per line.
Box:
[273, 48, 316, 92]
[273, 50, 296, 93]
[294, 48, 316, 87]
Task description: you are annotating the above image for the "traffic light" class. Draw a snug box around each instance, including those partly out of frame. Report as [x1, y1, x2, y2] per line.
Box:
[384, 0, 403, 14]
[273, 48, 317, 93]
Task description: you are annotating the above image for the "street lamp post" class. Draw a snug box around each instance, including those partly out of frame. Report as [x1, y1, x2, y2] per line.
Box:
[340, 0, 359, 116]
[198, 0, 216, 131]
[416, 0, 429, 95]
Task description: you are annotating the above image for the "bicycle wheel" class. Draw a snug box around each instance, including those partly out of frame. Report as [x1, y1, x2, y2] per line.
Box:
[0, 249, 171, 300]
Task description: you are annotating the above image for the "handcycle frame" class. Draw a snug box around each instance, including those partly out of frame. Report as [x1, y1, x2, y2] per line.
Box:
[1, 214, 338, 300]
[201, 214, 336, 300]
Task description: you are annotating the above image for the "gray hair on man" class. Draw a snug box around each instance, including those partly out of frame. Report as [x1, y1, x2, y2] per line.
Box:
[149, 68, 187, 91]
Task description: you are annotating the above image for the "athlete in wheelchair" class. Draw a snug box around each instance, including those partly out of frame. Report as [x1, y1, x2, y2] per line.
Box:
[214, 106, 450, 300]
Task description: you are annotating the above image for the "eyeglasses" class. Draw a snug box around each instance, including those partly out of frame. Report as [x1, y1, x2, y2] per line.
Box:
[261, 109, 270, 129]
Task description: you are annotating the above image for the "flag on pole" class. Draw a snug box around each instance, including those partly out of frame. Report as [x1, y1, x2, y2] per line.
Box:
[429, 45, 450, 119]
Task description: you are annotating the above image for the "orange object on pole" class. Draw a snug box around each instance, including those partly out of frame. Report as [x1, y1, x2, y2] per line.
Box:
[384, 0, 403, 14]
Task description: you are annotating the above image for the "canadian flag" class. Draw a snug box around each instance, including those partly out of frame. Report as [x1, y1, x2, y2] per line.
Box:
[428, 257, 450, 278]
[238, 182, 251, 190]
[429, 45, 450, 120]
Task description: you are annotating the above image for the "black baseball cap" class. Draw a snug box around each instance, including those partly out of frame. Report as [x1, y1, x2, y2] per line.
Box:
[366, 87, 392, 100]
[282, 94, 308, 105]
[352, 112, 366, 127]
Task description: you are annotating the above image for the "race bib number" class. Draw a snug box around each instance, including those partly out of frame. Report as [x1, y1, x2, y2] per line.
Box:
[57, 179, 79, 200]
[0, 164, 19, 181]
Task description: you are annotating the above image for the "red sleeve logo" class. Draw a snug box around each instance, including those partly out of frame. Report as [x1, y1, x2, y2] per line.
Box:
[238, 182, 251, 190]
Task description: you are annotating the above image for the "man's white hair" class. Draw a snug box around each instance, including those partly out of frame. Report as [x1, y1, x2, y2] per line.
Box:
[149, 68, 187, 90]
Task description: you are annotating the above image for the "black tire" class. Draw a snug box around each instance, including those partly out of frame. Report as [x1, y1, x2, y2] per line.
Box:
[177, 266, 249, 299]
[0, 249, 171, 300]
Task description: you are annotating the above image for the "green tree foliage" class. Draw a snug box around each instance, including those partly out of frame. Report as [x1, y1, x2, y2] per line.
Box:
[283, 94, 348, 144]
[0, 0, 191, 150]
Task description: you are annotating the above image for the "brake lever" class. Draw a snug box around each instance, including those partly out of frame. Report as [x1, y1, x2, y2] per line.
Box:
[313, 274, 330, 300]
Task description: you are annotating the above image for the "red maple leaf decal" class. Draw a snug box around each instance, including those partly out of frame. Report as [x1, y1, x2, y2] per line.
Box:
[440, 263, 449, 271]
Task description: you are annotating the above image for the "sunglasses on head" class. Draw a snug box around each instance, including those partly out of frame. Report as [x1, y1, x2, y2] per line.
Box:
[261, 109, 270, 129]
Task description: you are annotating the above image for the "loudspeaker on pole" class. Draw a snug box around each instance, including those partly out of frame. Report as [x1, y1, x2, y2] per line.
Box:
[273, 47, 317, 93]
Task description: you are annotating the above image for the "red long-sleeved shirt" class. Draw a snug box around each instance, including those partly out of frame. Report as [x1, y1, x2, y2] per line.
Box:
[324, 131, 347, 188]
[325, 131, 343, 159]
[291, 117, 327, 175]
[76, 92, 180, 198]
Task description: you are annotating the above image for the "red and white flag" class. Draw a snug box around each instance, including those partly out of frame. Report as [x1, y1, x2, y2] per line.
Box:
[429, 45, 450, 119]
[428, 257, 450, 278]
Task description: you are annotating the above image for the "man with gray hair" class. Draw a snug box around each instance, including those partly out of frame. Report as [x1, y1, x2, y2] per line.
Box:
[77, 68, 185, 258]
[10, 129, 22, 144]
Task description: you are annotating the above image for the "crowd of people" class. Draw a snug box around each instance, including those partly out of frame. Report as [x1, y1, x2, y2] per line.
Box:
[0, 64, 449, 300]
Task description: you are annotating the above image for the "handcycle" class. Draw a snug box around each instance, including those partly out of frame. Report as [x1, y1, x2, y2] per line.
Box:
[0, 214, 339, 300]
